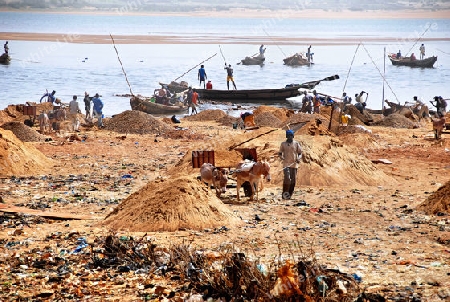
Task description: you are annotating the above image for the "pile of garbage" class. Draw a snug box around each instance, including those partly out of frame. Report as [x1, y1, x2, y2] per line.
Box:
[0, 232, 375, 301]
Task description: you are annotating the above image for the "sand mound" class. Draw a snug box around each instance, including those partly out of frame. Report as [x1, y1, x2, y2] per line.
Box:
[0, 128, 53, 176]
[105, 110, 173, 134]
[416, 180, 450, 215]
[254, 111, 283, 128]
[103, 175, 240, 232]
[373, 114, 418, 129]
[253, 106, 292, 123]
[184, 109, 227, 121]
[256, 133, 394, 187]
[1, 122, 48, 142]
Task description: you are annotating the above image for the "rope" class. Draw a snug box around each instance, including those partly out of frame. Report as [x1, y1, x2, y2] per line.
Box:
[436, 48, 450, 56]
[173, 53, 217, 82]
[110, 34, 134, 96]
[405, 23, 432, 57]
[263, 29, 287, 57]
[219, 45, 227, 63]
[360, 43, 400, 103]
[342, 43, 360, 95]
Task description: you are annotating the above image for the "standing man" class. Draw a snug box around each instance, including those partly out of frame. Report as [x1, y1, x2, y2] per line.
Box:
[198, 64, 207, 89]
[83, 91, 91, 119]
[224, 63, 237, 90]
[92, 93, 104, 128]
[307, 45, 312, 62]
[419, 43, 425, 60]
[4, 41, 8, 54]
[278, 130, 302, 200]
[259, 44, 266, 56]
[190, 88, 199, 115]
[69, 95, 81, 132]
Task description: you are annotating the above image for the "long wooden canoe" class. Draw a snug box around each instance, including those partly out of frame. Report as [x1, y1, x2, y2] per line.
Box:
[388, 54, 437, 68]
[130, 96, 189, 115]
[196, 85, 302, 102]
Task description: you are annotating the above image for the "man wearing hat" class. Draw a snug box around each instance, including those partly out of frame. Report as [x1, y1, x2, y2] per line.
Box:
[92, 93, 104, 128]
[278, 129, 302, 200]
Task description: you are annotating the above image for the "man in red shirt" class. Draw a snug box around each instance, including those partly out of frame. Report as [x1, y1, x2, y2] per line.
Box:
[206, 80, 213, 90]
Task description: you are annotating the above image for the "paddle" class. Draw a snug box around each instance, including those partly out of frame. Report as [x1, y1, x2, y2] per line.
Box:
[299, 74, 340, 89]
[237, 52, 259, 65]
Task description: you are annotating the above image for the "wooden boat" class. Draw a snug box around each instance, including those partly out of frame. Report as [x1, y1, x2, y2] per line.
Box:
[387, 54, 437, 68]
[196, 85, 301, 102]
[130, 96, 189, 115]
[196, 75, 340, 102]
[241, 54, 265, 65]
[283, 53, 312, 66]
[0, 53, 11, 65]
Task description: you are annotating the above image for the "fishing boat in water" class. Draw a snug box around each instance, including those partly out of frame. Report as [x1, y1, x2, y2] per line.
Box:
[130, 95, 189, 115]
[283, 53, 313, 66]
[0, 53, 11, 65]
[196, 75, 339, 102]
[387, 53, 437, 68]
[196, 85, 301, 102]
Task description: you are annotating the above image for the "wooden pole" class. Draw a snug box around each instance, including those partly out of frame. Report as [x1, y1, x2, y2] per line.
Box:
[110, 34, 134, 96]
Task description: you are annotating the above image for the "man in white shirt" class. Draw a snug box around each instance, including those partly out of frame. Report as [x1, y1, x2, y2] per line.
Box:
[69, 95, 81, 132]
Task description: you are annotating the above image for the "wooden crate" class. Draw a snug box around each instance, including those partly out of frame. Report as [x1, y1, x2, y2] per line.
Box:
[192, 150, 215, 168]
[191, 148, 257, 169]
[23, 106, 36, 116]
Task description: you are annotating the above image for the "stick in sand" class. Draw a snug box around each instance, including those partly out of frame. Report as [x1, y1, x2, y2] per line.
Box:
[110, 33, 134, 97]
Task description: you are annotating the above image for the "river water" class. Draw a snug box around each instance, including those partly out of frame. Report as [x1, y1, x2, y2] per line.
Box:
[1, 12, 449, 116]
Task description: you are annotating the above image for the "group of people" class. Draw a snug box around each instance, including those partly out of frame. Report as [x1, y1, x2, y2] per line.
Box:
[197, 62, 236, 90]
[299, 90, 336, 114]
[39, 90, 105, 129]
[396, 43, 426, 60]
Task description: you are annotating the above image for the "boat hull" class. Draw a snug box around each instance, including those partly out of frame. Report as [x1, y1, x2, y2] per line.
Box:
[0, 53, 11, 65]
[130, 96, 189, 115]
[196, 86, 301, 102]
[283, 55, 312, 66]
[241, 56, 265, 65]
[388, 55, 437, 68]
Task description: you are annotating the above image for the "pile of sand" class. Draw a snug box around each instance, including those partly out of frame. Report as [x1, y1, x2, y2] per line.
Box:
[373, 113, 418, 129]
[103, 176, 240, 232]
[416, 180, 450, 215]
[105, 110, 173, 134]
[1, 122, 49, 142]
[254, 111, 283, 128]
[184, 109, 227, 121]
[254, 132, 394, 187]
[0, 128, 52, 176]
[253, 106, 292, 123]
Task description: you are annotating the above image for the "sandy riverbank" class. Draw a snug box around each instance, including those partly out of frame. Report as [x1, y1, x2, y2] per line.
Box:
[1, 102, 450, 300]
[0, 32, 449, 45]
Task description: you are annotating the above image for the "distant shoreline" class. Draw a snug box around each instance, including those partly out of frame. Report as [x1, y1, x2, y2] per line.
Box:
[1, 8, 450, 19]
